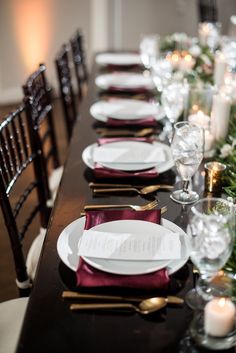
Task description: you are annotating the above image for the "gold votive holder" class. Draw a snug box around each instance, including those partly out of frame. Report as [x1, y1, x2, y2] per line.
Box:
[204, 161, 226, 195]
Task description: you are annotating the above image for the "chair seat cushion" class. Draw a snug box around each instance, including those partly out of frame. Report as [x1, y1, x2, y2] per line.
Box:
[26, 227, 47, 280]
[0, 297, 29, 353]
[49, 166, 64, 201]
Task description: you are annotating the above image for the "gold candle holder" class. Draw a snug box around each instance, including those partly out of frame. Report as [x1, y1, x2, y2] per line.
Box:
[204, 161, 226, 195]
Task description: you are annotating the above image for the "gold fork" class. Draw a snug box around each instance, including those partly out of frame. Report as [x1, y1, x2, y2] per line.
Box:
[80, 205, 167, 216]
[96, 127, 155, 137]
[84, 199, 158, 212]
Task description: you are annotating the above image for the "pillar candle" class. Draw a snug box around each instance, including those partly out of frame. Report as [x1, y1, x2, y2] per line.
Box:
[214, 52, 227, 88]
[204, 298, 236, 337]
[198, 23, 210, 46]
[211, 93, 231, 141]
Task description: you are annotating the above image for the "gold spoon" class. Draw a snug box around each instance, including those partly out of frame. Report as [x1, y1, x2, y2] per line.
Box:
[70, 297, 177, 314]
[93, 184, 172, 195]
[63, 291, 183, 304]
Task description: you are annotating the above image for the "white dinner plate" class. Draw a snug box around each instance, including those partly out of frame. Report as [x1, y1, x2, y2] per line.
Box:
[90, 99, 165, 123]
[96, 53, 142, 66]
[57, 217, 190, 275]
[82, 140, 174, 173]
[95, 73, 155, 91]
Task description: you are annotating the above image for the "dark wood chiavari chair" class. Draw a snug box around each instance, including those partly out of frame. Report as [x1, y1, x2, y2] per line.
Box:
[0, 104, 52, 353]
[70, 29, 88, 100]
[0, 104, 51, 292]
[55, 44, 78, 142]
[197, 0, 218, 23]
[22, 64, 63, 201]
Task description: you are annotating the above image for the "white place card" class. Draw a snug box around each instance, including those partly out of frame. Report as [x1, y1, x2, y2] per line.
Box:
[93, 145, 166, 164]
[78, 229, 181, 261]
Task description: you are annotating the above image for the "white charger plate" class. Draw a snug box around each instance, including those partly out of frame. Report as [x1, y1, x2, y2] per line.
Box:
[57, 217, 190, 275]
[95, 73, 155, 91]
[96, 53, 142, 66]
[90, 99, 165, 123]
[82, 140, 174, 173]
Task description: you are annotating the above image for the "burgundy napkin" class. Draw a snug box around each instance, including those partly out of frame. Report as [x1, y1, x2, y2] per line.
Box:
[107, 116, 157, 127]
[108, 86, 152, 94]
[76, 209, 170, 289]
[94, 137, 159, 179]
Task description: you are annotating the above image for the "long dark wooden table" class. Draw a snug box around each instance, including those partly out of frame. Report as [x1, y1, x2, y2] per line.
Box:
[16, 61, 233, 353]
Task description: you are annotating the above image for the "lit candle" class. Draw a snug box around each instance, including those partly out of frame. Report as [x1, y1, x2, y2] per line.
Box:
[167, 51, 195, 72]
[214, 51, 227, 88]
[188, 110, 210, 129]
[198, 23, 210, 46]
[204, 129, 214, 152]
[204, 298, 236, 337]
[179, 53, 195, 72]
[204, 161, 226, 194]
[188, 110, 214, 153]
[166, 51, 181, 70]
[211, 92, 231, 141]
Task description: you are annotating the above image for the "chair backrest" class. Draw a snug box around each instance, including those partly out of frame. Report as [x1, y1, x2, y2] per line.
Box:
[197, 0, 218, 23]
[55, 44, 77, 141]
[70, 29, 88, 99]
[0, 105, 51, 294]
[22, 64, 60, 176]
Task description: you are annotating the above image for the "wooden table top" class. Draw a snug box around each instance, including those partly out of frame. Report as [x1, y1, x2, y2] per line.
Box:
[16, 61, 232, 353]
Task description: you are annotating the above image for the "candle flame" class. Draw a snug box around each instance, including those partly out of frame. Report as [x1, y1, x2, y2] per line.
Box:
[172, 53, 180, 62]
[192, 104, 199, 112]
[218, 298, 226, 307]
[185, 54, 192, 62]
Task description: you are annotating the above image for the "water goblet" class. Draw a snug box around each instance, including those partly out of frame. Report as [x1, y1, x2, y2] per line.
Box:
[139, 34, 160, 71]
[186, 197, 235, 309]
[170, 121, 204, 204]
[150, 57, 172, 93]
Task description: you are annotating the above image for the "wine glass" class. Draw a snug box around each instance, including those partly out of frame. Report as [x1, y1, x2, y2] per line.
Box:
[186, 197, 235, 309]
[150, 58, 172, 93]
[161, 82, 185, 141]
[170, 121, 204, 204]
[139, 34, 160, 71]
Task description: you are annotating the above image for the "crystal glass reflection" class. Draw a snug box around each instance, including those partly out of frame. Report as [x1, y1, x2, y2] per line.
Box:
[139, 34, 160, 70]
[161, 82, 186, 141]
[186, 198, 235, 309]
[170, 122, 204, 204]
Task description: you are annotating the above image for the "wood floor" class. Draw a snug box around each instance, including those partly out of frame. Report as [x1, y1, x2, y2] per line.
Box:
[0, 99, 68, 302]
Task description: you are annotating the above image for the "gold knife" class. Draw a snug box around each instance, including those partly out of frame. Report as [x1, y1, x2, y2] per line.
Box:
[89, 182, 174, 189]
[62, 291, 184, 304]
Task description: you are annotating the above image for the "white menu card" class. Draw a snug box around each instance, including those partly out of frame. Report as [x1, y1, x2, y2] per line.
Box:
[78, 229, 181, 261]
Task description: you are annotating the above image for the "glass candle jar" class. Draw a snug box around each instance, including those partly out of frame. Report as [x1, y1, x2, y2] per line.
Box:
[204, 161, 226, 195]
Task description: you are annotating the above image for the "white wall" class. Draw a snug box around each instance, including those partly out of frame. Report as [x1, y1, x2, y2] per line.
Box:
[0, 0, 91, 103]
[0, 0, 236, 104]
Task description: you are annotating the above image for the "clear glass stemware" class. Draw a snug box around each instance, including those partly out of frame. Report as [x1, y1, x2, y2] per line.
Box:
[186, 197, 235, 309]
[170, 121, 204, 204]
[139, 34, 160, 70]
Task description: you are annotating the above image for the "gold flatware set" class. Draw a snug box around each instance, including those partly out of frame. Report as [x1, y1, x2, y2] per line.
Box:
[62, 291, 184, 314]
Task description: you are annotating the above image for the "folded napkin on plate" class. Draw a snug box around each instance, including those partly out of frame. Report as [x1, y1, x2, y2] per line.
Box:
[107, 116, 157, 127]
[94, 137, 159, 179]
[76, 209, 170, 289]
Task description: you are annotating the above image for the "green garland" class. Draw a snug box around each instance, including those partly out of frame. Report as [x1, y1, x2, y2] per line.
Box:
[161, 33, 236, 275]
[214, 107, 236, 274]
[214, 105, 236, 201]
